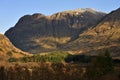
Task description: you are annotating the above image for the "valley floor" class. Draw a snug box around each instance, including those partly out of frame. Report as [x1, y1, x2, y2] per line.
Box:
[0, 62, 120, 80]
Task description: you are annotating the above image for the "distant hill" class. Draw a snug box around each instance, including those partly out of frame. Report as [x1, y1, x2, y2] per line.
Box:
[0, 34, 29, 61]
[63, 8, 120, 57]
[5, 8, 106, 54]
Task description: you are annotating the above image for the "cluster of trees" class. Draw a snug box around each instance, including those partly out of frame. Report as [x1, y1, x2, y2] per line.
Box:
[7, 50, 116, 66]
[1, 50, 120, 80]
[64, 50, 117, 79]
[65, 54, 91, 63]
[20, 55, 65, 63]
[86, 50, 115, 79]
[8, 51, 69, 63]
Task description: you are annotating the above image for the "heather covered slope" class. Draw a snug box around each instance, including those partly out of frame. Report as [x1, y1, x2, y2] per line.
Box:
[5, 8, 106, 54]
[63, 8, 120, 56]
[0, 34, 29, 61]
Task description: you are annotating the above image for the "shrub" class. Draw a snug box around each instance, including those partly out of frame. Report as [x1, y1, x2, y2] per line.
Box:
[19, 51, 69, 63]
[65, 54, 91, 63]
[20, 57, 29, 62]
[86, 50, 114, 79]
[0, 48, 3, 51]
[7, 51, 13, 57]
[8, 57, 18, 62]
[0, 57, 3, 61]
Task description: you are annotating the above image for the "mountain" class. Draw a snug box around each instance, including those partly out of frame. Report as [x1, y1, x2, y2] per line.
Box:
[63, 8, 120, 57]
[0, 34, 29, 60]
[5, 8, 106, 54]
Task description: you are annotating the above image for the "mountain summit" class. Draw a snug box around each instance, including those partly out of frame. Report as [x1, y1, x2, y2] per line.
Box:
[5, 9, 106, 54]
[63, 8, 120, 56]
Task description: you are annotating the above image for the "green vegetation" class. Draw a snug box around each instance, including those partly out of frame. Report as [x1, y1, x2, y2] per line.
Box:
[8, 57, 18, 62]
[65, 54, 91, 63]
[87, 50, 114, 79]
[6, 51, 13, 57]
[19, 51, 69, 63]
[1, 50, 120, 80]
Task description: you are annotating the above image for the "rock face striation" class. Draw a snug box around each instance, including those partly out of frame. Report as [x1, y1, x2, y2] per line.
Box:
[63, 8, 120, 56]
[5, 8, 106, 54]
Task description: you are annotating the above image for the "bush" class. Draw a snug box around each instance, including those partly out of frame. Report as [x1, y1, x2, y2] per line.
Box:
[87, 50, 114, 79]
[65, 54, 91, 63]
[19, 51, 69, 63]
[0, 57, 3, 61]
[8, 57, 18, 62]
[20, 57, 29, 62]
[7, 51, 13, 57]
[0, 48, 3, 51]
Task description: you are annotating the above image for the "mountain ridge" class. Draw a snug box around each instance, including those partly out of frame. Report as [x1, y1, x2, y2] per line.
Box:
[5, 8, 107, 54]
[62, 8, 120, 56]
[0, 34, 30, 61]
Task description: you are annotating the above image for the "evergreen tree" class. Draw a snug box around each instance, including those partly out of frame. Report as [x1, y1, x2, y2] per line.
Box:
[87, 50, 114, 79]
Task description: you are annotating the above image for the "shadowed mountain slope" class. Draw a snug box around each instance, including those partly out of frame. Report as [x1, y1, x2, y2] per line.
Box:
[5, 8, 106, 54]
[0, 34, 29, 60]
[63, 8, 120, 56]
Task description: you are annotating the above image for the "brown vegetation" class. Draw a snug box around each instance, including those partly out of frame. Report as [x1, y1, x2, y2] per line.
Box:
[5, 8, 106, 54]
[0, 62, 86, 80]
[0, 34, 30, 61]
[0, 62, 120, 80]
[63, 8, 120, 57]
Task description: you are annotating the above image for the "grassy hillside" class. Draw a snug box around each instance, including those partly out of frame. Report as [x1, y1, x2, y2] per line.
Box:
[62, 8, 120, 57]
[0, 34, 30, 61]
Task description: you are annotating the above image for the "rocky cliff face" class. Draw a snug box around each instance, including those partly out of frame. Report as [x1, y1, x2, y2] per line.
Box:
[0, 34, 28, 60]
[63, 8, 120, 56]
[5, 8, 106, 54]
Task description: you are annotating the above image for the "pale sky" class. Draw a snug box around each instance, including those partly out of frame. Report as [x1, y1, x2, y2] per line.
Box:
[0, 0, 120, 34]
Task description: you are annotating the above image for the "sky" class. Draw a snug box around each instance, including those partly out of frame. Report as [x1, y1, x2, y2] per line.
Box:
[0, 0, 120, 34]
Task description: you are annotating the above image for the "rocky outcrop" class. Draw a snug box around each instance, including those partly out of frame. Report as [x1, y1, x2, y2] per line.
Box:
[63, 8, 120, 56]
[5, 8, 106, 54]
